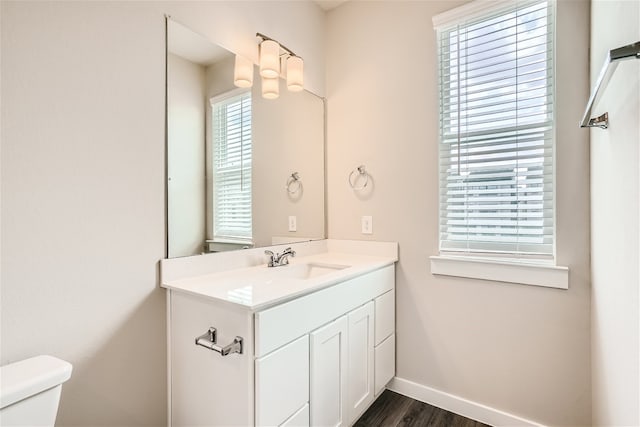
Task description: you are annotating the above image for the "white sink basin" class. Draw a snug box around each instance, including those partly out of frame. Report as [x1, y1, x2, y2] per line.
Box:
[273, 262, 350, 280]
[224, 262, 351, 304]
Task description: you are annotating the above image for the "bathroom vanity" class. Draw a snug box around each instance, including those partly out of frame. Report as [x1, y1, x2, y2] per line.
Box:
[161, 240, 397, 426]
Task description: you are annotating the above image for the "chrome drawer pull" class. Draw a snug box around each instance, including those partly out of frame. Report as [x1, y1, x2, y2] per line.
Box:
[195, 327, 243, 356]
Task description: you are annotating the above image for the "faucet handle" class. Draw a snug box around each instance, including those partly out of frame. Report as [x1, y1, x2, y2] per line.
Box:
[264, 250, 276, 267]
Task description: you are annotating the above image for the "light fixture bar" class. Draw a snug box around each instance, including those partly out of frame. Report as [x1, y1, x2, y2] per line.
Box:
[256, 32, 300, 60]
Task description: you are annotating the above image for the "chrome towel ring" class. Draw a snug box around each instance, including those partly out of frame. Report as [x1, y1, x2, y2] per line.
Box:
[349, 165, 369, 190]
[286, 172, 302, 194]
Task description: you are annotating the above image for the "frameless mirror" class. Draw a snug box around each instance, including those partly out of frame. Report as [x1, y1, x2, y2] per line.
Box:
[167, 19, 325, 258]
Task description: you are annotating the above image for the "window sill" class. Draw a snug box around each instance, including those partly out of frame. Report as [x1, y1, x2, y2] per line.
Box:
[206, 238, 253, 245]
[429, 255, 569, 289]
[206, 239, 254, 253]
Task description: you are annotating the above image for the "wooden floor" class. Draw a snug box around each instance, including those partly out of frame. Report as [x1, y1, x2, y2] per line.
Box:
[354, 390, 491, 427]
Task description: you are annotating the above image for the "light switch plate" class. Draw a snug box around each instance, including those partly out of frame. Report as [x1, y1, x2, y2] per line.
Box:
[361, 216, 373, 234]
[288, 216, 297, 232]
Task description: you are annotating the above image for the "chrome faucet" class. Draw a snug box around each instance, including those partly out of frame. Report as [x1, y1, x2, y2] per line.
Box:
[264, 247, 296, 267]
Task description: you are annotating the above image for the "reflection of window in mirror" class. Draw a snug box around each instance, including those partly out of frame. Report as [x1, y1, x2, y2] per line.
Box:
[209, 88, 253, 246]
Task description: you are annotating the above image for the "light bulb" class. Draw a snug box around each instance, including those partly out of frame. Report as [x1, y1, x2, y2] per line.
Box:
[259, 39, 280, 78]
[286, 56, 304, 92]
[233, 55, 253, 88]
[262, 76, 279, 99]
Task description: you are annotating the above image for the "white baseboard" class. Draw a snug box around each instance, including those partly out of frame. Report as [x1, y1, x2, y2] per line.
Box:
[387, 377, 545, 427]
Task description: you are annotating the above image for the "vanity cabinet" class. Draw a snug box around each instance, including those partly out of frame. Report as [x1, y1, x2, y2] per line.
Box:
[167, 264, 395, 427]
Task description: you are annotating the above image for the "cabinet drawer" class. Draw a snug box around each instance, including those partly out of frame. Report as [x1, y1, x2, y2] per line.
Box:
[255, 265, 394, 357]
[374, 334, 395, 395]
[374, 290, 394, 345]
[256, 335, 309, 426]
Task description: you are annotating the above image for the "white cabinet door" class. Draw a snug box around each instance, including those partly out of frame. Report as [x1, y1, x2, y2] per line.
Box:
[347, 302, 375, 424]
[310, 315, 348, 427]
[280, 403, 309, 427]
[256, 335, 309, 427]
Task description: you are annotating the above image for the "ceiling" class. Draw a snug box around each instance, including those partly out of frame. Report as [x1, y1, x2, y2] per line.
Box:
[314, 0, 349, 11]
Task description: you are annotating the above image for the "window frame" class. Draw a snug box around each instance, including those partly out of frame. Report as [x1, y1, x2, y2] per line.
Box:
[430, 0, 568, 289]
[208, 87, 253, 245]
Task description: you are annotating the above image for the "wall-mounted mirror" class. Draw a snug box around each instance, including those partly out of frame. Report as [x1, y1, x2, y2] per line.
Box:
[167, 18, 325, 258]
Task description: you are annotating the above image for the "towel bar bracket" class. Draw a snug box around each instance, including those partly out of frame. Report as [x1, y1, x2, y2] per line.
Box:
[587, 112, 609, 129]
[580, 41, 639, 130]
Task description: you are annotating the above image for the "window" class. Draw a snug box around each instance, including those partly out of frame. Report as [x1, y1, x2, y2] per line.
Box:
[435, 0, 555, 259]
[210, 89, 252, 242]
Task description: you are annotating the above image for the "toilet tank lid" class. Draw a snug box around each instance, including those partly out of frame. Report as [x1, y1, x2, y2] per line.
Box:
[1, 355, 72, 409]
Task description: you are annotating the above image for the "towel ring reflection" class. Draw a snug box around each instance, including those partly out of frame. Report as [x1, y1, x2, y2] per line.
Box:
[286, 172, 302, 194]
[348, 165, 369, 190]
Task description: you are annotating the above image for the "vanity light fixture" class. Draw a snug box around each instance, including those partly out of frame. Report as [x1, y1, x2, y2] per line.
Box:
[261, 75, 279, 99]
[233, 54, 254, 88]
[256, 32, 304, 98]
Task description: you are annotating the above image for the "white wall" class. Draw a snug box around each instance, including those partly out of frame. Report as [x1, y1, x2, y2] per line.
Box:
[0, 1, 325, 425]
[590, 1, 640, 425]
[326, 1, 591, 425]
[168, 53, 206, 258]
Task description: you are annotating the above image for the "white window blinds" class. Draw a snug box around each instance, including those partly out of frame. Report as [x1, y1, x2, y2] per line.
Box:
[435, 0, 555, 257]
[211, 90, 252, 242]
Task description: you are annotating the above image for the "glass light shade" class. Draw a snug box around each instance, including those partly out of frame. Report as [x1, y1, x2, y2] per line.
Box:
[233, 55, 253, 88]
[259, 40, 280, 78]
[286, 56, 304, 92]
[262, 76, 279, 99]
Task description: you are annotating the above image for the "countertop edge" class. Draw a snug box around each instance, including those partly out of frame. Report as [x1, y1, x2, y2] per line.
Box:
[162, 255, 396, 312]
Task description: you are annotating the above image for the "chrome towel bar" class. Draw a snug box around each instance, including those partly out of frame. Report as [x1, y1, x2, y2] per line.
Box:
[580, 41, 640, 129]
[195, 327, 243, 356]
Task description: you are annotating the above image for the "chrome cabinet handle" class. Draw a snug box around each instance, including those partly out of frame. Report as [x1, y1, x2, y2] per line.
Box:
[195, 327, 243, 356]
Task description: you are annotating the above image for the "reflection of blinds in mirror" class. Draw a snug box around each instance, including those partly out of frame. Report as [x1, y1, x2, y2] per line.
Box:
[436, 0, 555, 257]
[212, 90, 252, 242]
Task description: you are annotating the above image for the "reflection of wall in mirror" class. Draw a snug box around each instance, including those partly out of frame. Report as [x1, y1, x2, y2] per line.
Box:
[253, 86, 324, 248]
[168, 50, 236, 257]
[167, 53, 206, 258]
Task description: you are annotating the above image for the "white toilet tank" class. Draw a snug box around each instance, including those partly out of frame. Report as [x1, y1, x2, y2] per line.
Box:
[0, 355, 72, 427]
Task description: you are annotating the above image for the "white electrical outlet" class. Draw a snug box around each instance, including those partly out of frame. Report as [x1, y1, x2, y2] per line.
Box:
[361, 216, 373, 234]
[288, 216, 297, 232]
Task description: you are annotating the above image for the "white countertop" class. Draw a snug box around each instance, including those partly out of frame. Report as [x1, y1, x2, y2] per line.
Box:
[162, 251, 396, 311]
